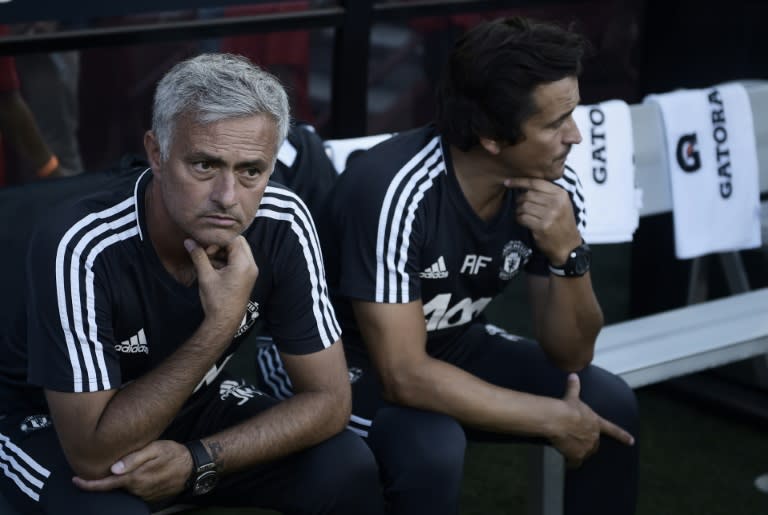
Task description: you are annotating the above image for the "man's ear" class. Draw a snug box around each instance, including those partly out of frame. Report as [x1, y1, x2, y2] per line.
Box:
[143, 130, 163, 175]
[478, 137, 502, 155]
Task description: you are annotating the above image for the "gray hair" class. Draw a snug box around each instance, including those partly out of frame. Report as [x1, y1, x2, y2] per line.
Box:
[151, 53, 290, 161]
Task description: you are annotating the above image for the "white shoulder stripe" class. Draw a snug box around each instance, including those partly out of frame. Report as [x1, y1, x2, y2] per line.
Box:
[264, 184, 301, 201]
[132, 168, 151, 241]
[82, 224, 139, 391]
[256, 194, 340, 347]
[391, 157, 445, 303]
[375, 136, 444, 303]
[556, 166, 587, 231]
[55, 197, 137, 393]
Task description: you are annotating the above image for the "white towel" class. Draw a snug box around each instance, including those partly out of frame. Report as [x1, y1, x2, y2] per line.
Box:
[276, 137, 298, 168]
[645, 83, 762, 259]
[564, 100, 640, 244]
[323, 133, 395, 174]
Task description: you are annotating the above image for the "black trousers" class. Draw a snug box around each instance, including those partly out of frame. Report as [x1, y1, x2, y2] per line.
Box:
[342, 323, 640, 515]
[0, 373, 385, 515]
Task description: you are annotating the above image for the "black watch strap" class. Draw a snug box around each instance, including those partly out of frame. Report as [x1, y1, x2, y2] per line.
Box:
[548, 241, 592, 278]
[184, 440, 216, 489]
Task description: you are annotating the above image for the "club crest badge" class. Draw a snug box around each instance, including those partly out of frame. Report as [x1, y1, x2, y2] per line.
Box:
[20, 414, 52, 434]
[234, 301, 260, 338]
[499, 240, 532, 280]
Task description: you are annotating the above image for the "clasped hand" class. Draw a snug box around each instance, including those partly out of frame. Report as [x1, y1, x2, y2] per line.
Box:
[73, 440, 192, 502]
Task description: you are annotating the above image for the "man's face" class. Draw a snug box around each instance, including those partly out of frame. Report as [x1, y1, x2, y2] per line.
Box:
[150, 114, 278, 248]
[497, 76, 582, 181]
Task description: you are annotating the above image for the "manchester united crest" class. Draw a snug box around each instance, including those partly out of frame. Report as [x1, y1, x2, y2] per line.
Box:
[499, 240, 532, 280]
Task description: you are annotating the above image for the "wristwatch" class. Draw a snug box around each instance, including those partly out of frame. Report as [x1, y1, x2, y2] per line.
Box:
[184, 440, 218, 496]
[548, 241, 592, 278]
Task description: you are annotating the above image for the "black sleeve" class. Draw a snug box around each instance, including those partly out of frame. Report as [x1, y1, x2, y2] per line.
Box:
[256, 186, 341, 355]
[325, 152, 426, 304]
[26, 206, 123, 394]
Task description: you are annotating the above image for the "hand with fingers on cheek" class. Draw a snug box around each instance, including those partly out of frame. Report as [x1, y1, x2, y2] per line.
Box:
[550, 374, 635, 468]
[503, 177, 583, 266]
[72, 440, 192, 502]
[184, 235, 259, 333]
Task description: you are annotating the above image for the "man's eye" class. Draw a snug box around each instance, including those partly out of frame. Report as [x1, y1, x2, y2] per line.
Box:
[193, 162, 214, 172]
[243, 168, 261, 177]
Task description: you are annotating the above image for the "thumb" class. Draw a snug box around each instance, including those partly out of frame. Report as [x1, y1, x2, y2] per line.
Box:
[184, 239, 213, 278]
[563, 373, 581, 400]
[110, 459, 127, 475]
[111, 445, 155, 475]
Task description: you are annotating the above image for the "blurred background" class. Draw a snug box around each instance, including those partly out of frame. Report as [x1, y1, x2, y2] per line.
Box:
[1, 1, 767, 513]
[5, 0, 768, 178]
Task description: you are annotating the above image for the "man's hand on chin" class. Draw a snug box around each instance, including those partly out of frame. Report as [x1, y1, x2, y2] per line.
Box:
[205, 244, 228, 270]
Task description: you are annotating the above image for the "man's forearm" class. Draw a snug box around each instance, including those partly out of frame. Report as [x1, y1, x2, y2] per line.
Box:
[385, 355, 567, 438]
[535, 273, 603, 369]
[57, 318, 237, 477]
[201, 389, 350, 474]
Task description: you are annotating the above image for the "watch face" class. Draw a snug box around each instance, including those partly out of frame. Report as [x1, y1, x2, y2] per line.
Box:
[549, 243, 591, 277]
[567, 243, 591, 276]
[192, 470, 218, 495]
[571, 252, 590, 275]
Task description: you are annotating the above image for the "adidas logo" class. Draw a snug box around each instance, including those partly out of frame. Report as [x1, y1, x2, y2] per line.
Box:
[114, 328, 149, 354]
[419, 256, 449, 279]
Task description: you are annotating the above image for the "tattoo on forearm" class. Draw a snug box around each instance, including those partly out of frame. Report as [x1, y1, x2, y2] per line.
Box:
[208, 440, 224, 466]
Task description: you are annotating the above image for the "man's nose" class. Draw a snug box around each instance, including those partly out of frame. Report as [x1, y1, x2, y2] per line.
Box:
[210, 170, 237, 208]
[565, 115, 582, 145]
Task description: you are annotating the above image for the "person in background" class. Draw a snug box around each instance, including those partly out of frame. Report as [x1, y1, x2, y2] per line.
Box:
[0, 25, 62, 184]
[14, 21, 84, 176]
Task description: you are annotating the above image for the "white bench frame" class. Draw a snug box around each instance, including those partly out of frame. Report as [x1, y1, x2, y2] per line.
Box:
[528, 81, 768, 515]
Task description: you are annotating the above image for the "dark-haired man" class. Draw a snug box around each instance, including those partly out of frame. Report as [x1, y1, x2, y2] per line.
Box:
[318, 17, 638, 515]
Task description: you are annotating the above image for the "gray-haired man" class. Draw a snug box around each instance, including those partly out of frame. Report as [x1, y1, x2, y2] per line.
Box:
[0, 53, 384, 515]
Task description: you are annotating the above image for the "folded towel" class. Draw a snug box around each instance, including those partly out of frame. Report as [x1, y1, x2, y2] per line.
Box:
[645, 83, 762, 259]
[564, 100, 640, 244]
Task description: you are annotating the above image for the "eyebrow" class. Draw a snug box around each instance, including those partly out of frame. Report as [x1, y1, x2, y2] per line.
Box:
[186, 152, 269, 170]
[550, 104, 579, 126]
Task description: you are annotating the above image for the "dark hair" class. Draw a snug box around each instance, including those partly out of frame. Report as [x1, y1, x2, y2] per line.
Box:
[436, 17, 587, 151]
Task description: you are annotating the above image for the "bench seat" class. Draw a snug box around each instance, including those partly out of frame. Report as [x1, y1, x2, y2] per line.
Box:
[529, 287, 768, 515]
[594, 288, 768, 388]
